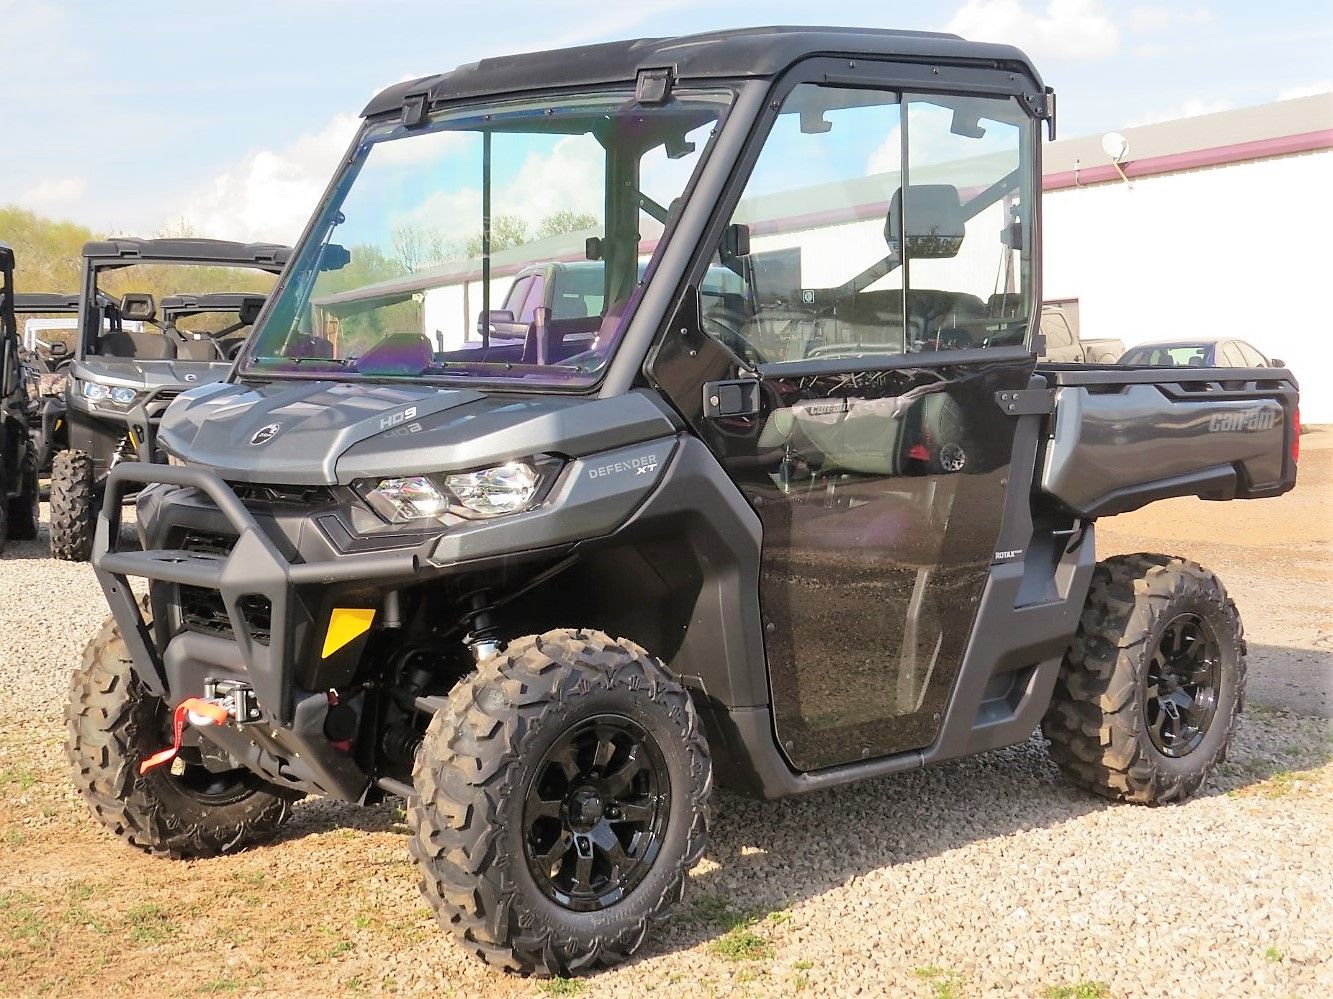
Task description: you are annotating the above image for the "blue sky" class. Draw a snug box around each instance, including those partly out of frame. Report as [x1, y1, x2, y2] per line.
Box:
[3, 0, 1330, 241]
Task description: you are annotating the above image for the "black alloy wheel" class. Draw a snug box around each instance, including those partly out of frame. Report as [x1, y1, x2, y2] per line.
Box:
[523, 714, 670, 911]
[1144, 613, 1221, 758]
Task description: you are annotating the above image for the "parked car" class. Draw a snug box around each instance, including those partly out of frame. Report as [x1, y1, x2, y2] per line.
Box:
[1118, 338, 1281, 368]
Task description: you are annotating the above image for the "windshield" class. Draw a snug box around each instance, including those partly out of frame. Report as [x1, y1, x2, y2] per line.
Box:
[90, 263, 277, 363]
[243, 88, 733, 387]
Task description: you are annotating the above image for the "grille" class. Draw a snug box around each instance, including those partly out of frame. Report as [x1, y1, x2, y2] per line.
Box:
[228, 482, 337, 507]
[175, 531, 273, 645]
[179, 584, 232, 637]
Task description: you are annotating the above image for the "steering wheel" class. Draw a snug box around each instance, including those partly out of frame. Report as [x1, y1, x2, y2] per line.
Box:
[702, 309, 765, 367]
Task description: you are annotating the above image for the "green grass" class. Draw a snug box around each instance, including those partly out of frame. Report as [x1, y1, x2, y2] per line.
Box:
[2, 891, 52, 947]
[196, 977, 245, 994]
[125, 902, 175, 943]
[0, 767, 36, 790]
[1265, 945, 1284, 963]
[914, 966, 966, 999]
[539, 978, 587, 996]
[1043, 983, 1111, 999]
[710, 923, 772, 961]
[793, 959, 814, 970]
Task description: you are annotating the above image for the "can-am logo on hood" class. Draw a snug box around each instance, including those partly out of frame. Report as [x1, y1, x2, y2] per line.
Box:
[249, 423, 281, 446]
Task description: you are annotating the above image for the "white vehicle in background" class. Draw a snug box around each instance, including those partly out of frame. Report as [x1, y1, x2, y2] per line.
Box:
[1038, 302, 1123, 364]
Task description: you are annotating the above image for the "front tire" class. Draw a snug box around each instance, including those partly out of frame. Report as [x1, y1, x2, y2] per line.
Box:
[66, 606, 294, 858]
[49, 449, 95, 561]
[1043, 553, 1246, 805]
[409, 629, 711, 975]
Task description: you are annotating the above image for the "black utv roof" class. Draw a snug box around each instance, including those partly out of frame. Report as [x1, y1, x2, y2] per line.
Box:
[14, 292, 82, 312]
[363, 25, 1043, 117]
[161, 292, 266, 313]
[81, 238, 292, 273]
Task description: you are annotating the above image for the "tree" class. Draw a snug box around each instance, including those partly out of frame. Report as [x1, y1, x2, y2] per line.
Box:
[391, 223, 449, 272]
[462, 214, 531, 258]
[537, 210, 599, 240]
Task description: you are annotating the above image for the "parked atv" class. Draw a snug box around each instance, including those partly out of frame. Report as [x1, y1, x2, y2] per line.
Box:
[0, 244, 41, 553]
[68, 28, 1299, 976]
[48, 238, 288, 561]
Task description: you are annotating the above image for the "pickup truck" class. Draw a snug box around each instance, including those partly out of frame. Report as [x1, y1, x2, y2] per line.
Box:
[1039, 302, 1124, 363]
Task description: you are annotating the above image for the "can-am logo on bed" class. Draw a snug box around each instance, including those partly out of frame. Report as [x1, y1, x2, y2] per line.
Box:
[1208, 408, 1279, 433]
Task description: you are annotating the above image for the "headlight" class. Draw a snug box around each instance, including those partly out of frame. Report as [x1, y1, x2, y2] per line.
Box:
[363, 476, 449, 523]
[357, 459, 552, 526]
[445, 461, 540, 518]
[79, 381, 139, 408]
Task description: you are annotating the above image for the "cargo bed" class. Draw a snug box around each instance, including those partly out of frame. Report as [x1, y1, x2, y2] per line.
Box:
[1036, 363, 1299, 517]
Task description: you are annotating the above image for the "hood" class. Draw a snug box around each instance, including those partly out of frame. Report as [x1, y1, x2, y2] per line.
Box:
[159, 379, 677, 485]
[73, 358, 231, 390]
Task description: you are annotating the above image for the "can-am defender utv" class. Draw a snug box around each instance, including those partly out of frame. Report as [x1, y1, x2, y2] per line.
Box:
[48, 238, 288, 561]
[13, 290, 105, 472]
[0, 244, 42, 552]
[69, 28, 1300, 976]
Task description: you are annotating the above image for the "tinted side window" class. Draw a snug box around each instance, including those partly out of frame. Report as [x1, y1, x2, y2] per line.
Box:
[503, 276, 533, 317]
[520, 274, 547, 322]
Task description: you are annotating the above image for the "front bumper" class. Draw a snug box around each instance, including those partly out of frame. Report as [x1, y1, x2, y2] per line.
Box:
[93, 462, 434, 799]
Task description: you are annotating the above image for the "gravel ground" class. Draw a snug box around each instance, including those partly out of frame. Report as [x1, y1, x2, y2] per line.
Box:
[1, 438, 1330, 999]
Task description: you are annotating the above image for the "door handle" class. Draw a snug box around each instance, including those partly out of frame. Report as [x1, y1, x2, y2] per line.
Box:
[702, 379, 761, 418]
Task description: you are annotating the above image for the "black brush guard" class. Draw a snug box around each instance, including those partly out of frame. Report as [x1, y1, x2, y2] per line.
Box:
[93, 462, 428, 723]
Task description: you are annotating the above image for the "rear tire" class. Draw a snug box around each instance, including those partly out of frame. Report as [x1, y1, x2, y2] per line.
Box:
[66, 604, 294, 858]
[6, 456, 40, 541]
[1043, 553, 1245, 805]
[49, 449, 95, 561]
[409, 629, 711, 975]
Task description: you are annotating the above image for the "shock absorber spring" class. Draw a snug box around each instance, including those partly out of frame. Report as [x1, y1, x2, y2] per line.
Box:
[461, 591, 502, 663]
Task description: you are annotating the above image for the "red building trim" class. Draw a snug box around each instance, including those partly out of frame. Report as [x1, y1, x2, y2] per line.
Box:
[1043, 128, 1333, 192]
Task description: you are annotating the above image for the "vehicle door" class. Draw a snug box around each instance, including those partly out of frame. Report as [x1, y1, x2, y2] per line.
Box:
[651, 66, 1041, 769]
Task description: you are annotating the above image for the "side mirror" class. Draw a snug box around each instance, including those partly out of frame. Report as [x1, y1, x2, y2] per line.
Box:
[722, 223, 750, 259]
[1269, 357, 1285, 368]
[319, 243, 351, 272]
[887, 185, 965, 260]
[476, 309, 516, 336]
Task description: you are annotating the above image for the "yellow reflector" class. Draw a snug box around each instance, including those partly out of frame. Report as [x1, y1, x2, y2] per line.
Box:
[321, 608, 376, 658]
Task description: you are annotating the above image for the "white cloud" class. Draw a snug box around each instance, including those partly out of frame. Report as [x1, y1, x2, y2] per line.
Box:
[20, 176, 88, 212]
[174, 113, 359, 244]
[1129, 5, 1212, 34]
[946, 0, 1120, 61]
[1278, 81, 1333, 101]
[1127, 98, 1233, 128]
